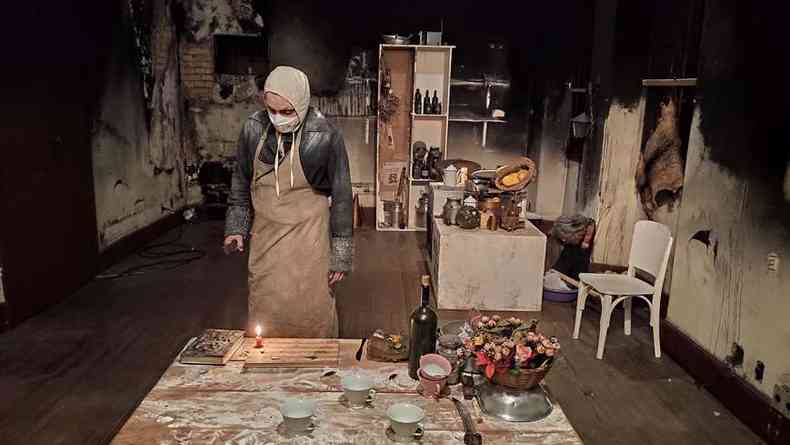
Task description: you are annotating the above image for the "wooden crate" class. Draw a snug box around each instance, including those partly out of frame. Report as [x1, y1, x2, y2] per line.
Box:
[243, 338, 340, 370]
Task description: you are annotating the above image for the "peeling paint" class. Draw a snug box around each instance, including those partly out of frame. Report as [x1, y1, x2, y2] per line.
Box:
[92, 0, 186, 250]
[181, 0, 245, 43]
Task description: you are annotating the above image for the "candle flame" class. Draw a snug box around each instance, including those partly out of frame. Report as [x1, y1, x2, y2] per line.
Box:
[255, 325, 262, 336]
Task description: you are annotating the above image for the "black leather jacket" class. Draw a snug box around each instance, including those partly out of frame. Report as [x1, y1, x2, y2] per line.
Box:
[225, 107, 353, 272]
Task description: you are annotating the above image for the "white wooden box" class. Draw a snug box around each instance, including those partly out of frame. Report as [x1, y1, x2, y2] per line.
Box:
[431, 218, 546, 311]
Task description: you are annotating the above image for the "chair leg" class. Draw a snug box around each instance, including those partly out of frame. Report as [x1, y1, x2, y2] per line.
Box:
[624, 297, 632, 336]
[572, 285, 590, 339]
[651, 308, 662, 358]
[596, 295, 613, 359]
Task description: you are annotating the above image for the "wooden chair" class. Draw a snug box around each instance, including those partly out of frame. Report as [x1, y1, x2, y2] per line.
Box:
[572, 220, 673, 359]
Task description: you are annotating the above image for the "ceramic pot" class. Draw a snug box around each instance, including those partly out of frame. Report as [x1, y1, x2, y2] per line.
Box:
[442, 198, 463, 225]
[443, 165, 458, 186]
[456, 205, 481, 229]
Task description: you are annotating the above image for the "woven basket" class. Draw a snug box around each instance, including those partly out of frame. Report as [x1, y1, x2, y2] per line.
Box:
[494, 157, 537, 192]
[491, 364, 551, 390]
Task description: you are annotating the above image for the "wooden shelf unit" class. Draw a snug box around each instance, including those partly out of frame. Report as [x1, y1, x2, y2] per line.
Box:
[375, 45, 454, 232]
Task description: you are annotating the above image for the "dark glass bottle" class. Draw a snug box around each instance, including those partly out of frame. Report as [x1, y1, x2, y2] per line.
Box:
[414, 89, 422, 114]
[408, 275, 438, 380]
[431, 90, 439, 114]
[423, 91, 432, 115]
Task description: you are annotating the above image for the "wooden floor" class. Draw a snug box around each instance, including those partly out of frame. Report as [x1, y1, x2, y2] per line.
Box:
[0, 221, 763, 445]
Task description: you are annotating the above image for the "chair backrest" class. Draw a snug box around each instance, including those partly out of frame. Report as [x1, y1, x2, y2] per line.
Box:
[627, 220, 673, 282]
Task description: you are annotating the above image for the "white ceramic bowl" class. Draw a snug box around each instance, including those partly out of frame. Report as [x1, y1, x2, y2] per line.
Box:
[341, 373, 374, 391]
[387, 403, 425, 437]
[280, 398, 316, 432]
[342, 373, 376, 406]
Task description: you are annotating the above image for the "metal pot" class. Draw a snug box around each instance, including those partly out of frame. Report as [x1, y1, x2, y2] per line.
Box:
[476, 381, 554, 422]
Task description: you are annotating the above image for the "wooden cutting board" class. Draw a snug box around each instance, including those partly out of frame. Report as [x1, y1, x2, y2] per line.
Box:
[243, 338, 340, 370]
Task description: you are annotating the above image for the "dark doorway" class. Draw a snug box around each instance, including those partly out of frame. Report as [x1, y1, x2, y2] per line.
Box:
[0, 1, 114, 326]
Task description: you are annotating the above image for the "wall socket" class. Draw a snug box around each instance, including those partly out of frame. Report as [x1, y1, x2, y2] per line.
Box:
[767, 253, 780, 273]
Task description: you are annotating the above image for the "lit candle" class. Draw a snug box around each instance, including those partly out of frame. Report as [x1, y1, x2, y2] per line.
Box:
[254, 325, 263, 348]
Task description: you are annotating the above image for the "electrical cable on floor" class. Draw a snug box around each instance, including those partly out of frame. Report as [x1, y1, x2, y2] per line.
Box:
[95, 211, 208, 280]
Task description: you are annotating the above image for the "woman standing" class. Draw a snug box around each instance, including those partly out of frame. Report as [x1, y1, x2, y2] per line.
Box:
[224, 66, 353, 338]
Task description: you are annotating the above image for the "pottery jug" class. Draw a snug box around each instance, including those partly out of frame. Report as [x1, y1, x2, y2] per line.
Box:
[442, 198, 463, 225]
[443, 165, 458, 187]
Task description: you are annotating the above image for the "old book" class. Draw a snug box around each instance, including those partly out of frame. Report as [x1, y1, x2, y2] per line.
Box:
[179, 329, 245, 365]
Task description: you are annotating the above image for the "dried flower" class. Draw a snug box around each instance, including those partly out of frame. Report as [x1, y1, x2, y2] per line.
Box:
[536, 344, 546, 354]
[516, 344, 533, 364]
[477, 321, 485, 329]
[492, 315, 501, 322]
[487, 320, 497, 328]
[481, 316, 490, 323]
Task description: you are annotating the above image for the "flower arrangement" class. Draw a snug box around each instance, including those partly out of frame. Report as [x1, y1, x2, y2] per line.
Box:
[463, 315, 560, 380]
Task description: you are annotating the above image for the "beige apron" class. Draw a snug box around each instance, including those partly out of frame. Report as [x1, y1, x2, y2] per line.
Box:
[247, 131, 338, 338]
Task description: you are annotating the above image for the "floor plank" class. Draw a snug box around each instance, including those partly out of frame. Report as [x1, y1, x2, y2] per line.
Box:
[0, 221, 764, 445]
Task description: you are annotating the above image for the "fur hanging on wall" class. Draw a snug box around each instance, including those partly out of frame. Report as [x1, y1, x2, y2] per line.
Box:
[636, 97, 685, 219]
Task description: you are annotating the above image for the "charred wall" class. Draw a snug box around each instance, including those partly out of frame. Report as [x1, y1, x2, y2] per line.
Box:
[92, 0, 186, 249]
[667, 0, 790, 401]
[584, 0, 790, 403]
[697, 0, 790, 225]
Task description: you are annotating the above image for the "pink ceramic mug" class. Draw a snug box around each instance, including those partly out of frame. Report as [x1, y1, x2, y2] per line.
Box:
[418, 354, 452, 397]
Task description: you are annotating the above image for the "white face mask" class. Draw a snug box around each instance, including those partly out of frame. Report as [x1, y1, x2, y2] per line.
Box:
[268, 111, 299, 133]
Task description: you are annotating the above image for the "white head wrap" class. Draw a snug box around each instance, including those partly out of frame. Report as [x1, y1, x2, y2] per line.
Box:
[262, 66, 311, 197]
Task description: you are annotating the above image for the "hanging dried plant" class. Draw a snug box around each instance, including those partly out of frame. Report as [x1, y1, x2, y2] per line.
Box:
[378, 67, 400, 123]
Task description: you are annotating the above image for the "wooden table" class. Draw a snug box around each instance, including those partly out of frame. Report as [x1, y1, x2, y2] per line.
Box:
[112, 339, 582, 444]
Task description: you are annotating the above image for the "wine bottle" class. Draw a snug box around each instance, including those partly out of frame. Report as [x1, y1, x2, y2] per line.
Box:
[432, 90, 439, 114]
[408, 275, 438, 380]
[423, 92, 431, 116]
[414, 89, 422, 114]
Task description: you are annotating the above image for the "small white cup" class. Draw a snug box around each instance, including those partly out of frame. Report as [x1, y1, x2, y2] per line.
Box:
[280, 398, 316, 433]
[341, 373, 376, 407]
[387, 403, 425, 439]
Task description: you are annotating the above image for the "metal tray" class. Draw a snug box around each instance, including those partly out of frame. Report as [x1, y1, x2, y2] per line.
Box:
[475, 381, 553, 422]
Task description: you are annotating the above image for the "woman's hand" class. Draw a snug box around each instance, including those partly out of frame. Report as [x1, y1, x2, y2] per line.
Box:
[328, 271, 345, 286]
[223, 235, 244, 254]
